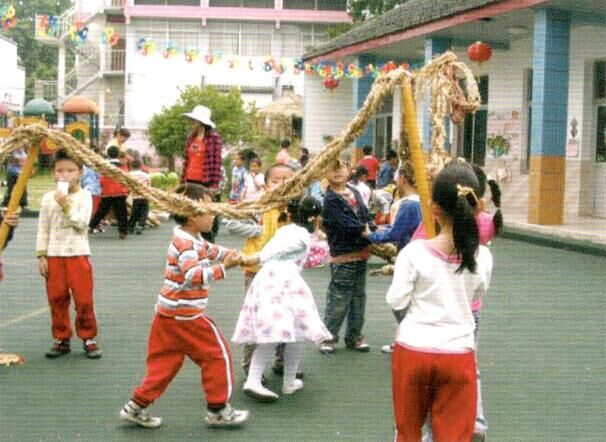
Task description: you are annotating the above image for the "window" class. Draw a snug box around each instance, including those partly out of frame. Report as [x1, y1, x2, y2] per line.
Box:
[209, 0, 273, 6]
[169, 20, 200, 50]
[316, 0, 346, 11]
[283, 0, 315, 10]
[135, 0, 200, 5]
[595, 61, 606, 162]
[460, 75, 489, 165]
[301, 24, 328, 52]
[208, 21, 272, 56]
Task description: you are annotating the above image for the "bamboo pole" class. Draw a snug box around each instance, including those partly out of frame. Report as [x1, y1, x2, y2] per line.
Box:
[0, 144, 40, 253]
[401, 79, 436, 239]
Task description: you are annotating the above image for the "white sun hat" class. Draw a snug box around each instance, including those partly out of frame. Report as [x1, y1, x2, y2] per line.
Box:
[183, 105, 216, 128]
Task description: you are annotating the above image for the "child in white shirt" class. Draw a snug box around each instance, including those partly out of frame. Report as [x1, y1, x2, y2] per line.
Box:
[387, 163, 492, 442]
[240, 157, 265, 202]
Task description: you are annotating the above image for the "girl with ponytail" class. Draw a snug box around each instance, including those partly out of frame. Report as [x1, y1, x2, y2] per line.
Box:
[387, 164, 493, 442]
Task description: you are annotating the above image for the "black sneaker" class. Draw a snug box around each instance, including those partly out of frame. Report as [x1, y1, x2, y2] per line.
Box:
[83, 339, 102, 359]
[46, 340, 70, 358]
[346, 339, 370, 352]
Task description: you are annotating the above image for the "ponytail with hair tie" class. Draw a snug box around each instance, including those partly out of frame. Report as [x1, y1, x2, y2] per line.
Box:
[487, 179, 503, 236]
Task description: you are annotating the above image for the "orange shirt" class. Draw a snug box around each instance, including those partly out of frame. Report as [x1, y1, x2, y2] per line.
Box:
[358, 155, 381, 180]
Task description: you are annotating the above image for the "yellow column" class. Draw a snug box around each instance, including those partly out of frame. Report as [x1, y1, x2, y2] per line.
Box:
[401, 79, 435, 238]
[0, 144, 40, 253]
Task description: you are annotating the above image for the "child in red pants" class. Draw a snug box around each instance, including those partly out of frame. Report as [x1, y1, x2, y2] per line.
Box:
[387, 164, 493, 441]
[36, 149, 101, 359]
[119, 183, 248, 429]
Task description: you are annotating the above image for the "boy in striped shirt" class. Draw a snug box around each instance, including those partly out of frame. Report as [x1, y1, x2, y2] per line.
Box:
[120, 183, 248, 429]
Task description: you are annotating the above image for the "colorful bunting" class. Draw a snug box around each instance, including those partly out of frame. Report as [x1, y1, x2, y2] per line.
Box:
[101, 27, 120, 47]
[1, 3, 17, 31]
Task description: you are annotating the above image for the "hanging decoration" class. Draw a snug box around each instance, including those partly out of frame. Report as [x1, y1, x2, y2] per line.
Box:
[293, 59, 304, 75]
[322, 76, 339, 90]
[247, 59, 254, 70]
[35, 14, 59, 39]
[184, 47, 199, 63]
[137, 37, 156, 55]
[1, 4, 17, 31]
[227, 57, 239, 69]
[101, 27, 120, 47]
[68, 20, 89, 45]
[467, 41, 492, 65]
[163, 43, 178, 59]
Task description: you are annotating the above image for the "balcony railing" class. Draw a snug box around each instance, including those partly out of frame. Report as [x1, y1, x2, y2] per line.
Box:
[105, 0, 125, 8]
[103, 50, 126, 73]
[34, 80, 58, 103]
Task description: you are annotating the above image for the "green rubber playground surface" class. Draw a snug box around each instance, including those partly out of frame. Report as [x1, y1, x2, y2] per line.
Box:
[1, 219, 604, 441]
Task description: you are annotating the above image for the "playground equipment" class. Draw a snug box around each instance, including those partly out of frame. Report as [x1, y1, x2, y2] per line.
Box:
[63, 95, 100, 148]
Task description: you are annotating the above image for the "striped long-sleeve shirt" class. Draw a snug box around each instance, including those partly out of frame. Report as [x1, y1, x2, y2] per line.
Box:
[156, 226, 230, 320]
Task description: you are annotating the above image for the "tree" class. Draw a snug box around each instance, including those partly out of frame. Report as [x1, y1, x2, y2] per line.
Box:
[147, 85, 253, 171]
[4, 0, 73, 101]
[348, 0, 409, 22]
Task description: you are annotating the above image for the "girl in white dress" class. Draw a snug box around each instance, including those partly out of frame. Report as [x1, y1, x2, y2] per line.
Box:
[232, 197, 332, 401]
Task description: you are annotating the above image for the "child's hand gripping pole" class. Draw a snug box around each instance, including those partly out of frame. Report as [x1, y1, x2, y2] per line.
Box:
[401, 79, 436, 239]
[0, 143, 40, 253]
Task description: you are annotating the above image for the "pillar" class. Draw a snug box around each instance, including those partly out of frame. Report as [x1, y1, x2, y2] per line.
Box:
[528, 9, 570, 225]
[423, 38, 452, 151]
[57, 44, 65, 128]
[353, 54, 376, 162]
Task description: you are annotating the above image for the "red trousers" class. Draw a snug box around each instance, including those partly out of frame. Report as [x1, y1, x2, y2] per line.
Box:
[91, 195, 101, 220]
[133, 314, 234, 408]
[392, 345, 477, 442]
[46, 256, 97, 341]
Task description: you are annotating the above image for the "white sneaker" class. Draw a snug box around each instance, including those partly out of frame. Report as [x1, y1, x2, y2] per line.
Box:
[381, 343, 395, 354]
[119, 400, 163, 428]
[282, 379, 304, 395]
[205, 403, 249, 428]
[243, 382, 279, 402]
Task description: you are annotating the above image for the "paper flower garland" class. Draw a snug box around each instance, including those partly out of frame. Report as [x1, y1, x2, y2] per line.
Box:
[163, 43, 178, 59]
[101, 27, 120, 47]
[1, 4, 17, 31]
[69, 20, 89, 45]
[137, 38, 156, 55]
[36, 14, 59, 38]
[185, 47, 199, 63]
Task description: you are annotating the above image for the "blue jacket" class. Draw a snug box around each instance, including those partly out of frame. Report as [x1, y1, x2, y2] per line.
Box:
[369, 196, 421, 251]
[322, 186, 371, 257]
[377, 162, 395, 188]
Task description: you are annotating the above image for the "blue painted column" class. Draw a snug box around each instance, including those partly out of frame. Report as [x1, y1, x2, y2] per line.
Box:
[423, 38, 452, 151]
[353, 54, 376, 152]
[528, 8, 570, 225]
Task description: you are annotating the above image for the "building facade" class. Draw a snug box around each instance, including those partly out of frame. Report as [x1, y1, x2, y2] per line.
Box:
[0, 35, 26, 121]
[35, 0, 350, 152]
[301, 0, 606, 223]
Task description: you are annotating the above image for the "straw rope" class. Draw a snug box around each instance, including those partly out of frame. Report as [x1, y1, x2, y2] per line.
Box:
[0, 52, 479, 221]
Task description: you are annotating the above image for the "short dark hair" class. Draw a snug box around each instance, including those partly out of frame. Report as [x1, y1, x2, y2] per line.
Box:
[300, 147, 309, 156]
[172, 183, 213, 225]
[107, 145, 120, 159]
[386, 150, 398, 160]
[398, 162, 415, 186]
[131, 159, 142, 169]
[300, 154, 310, 168]
[280, 139, 291, 149]
[362, 145, 373, 155]
[117, 128, 131, 138]
[54, 148, 83, 169]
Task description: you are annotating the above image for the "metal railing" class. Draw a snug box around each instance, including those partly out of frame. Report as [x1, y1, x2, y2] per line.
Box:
[34, 80, 58, 103]
[103, 50, 126, 73]
[105, 0, 125, 7]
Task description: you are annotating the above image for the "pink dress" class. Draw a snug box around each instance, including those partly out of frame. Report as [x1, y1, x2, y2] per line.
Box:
[232, 224, 332, 345]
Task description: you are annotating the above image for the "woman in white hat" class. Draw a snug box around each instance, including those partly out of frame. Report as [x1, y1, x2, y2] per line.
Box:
[181, 105, 224, 241]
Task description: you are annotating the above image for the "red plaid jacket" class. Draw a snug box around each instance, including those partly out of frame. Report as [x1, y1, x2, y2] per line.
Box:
[181, 131, 223, 188]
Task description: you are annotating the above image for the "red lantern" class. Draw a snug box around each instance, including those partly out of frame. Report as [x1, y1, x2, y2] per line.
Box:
[467, 41, 492, 63]
[323, 76, 339, 90]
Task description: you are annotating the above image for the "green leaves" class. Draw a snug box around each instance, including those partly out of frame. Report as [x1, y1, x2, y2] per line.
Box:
[147, 85, 253, 165]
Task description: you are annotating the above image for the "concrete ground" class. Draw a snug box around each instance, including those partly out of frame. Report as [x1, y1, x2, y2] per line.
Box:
[1, 219, 604, 441]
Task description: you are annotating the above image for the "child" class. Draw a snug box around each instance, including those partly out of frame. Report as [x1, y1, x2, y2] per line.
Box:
[275, 139, 292, 165]
[36, 149, 101, 359]
[221, 163, 295, 374]
[89, 145, 129, 239]
[349, 165, 372, 208]
[387, 163, 493, 442]
[1, 147, 28, 209]
[319, 159, 372, 354]
[128, 159, 150, 235]
[119, 183, 248, 429]
[80, 164, 101, 227]
[0, 207, 19, 283]
[229, 152, 247, 203]
[232, 198, 332, 401]
[357, 145, 380, 188]
[240, 157, 265, 202]
[377, 149, 399, 188]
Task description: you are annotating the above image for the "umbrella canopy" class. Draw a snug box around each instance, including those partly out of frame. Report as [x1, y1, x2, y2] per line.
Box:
[23, 98, 55, 117]
[63, 95, 99, 114]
